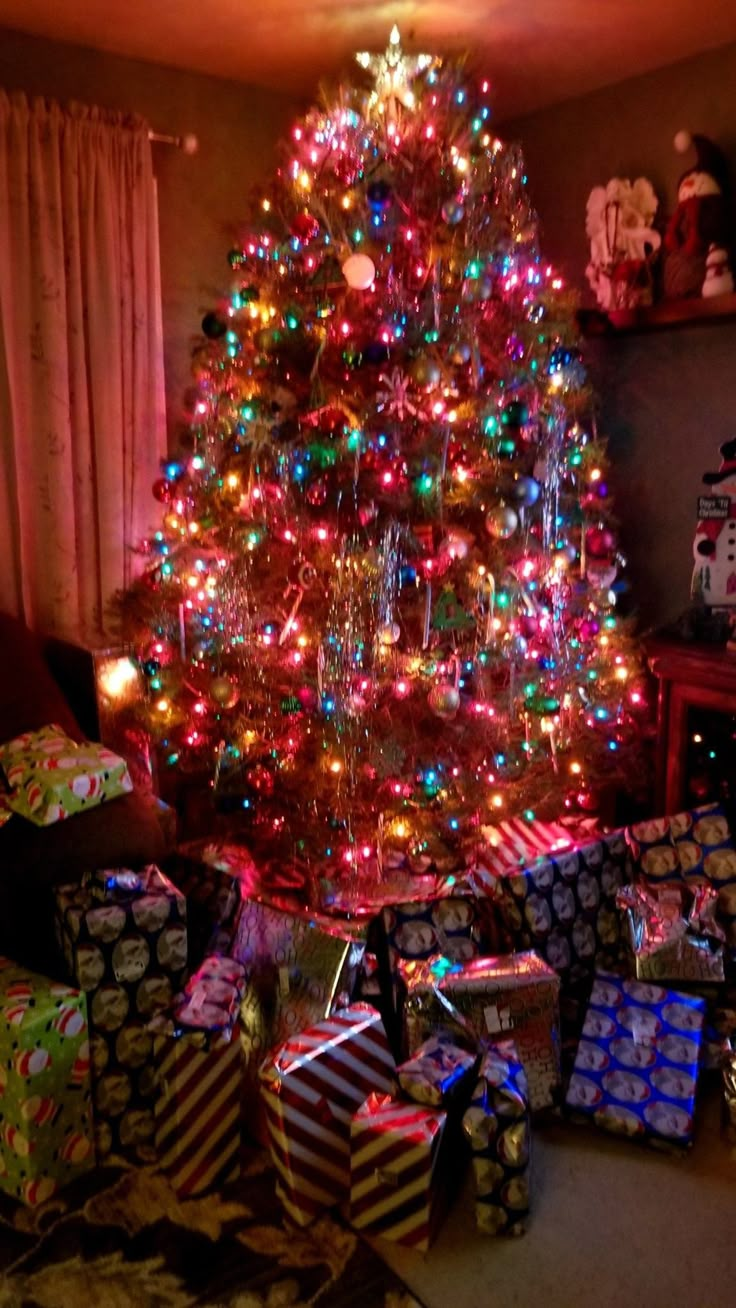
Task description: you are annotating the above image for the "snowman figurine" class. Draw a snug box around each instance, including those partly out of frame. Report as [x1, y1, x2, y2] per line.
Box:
[692, 438, 736, 604]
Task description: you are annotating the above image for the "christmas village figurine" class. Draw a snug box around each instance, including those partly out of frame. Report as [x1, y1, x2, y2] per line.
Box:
[692, 438, 736, 605]
[585, 177, 661, 310]
[664, 131, 734, 299]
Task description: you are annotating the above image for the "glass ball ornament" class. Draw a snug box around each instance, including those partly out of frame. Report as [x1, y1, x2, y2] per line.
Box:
[441, 197, 465, 225]
[428, 682, 460, 719]
[291, 211, 320, 242]
[306, 476, 329, 507]
[586, 526, 616, 558]
[378, 621, 401, 646]
[410, 353, 442, 389]
[201, 312, 227, 340]
[485, 505, 519, 539]
[209, 676, 240, 709]
[501, 400, 529, 429]
[152, 478, 172, 503]
[511, 475, 541, 507]
[367, 179, 393, 211]
[449, 341, 471, 365]
[245, 763, 274, 796]
[439, 528, 473, 561]
[342, 253, 376, 290]
[586, 559, 618, 589]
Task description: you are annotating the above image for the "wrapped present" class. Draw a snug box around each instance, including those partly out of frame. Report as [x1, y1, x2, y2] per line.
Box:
[151, 955, 247, 1195]
[398, 952, 561, 1113]
[396, 1034, 477, 1108]
[0, 957, 94, 1205]
[54, 866, 187, 1162]
[616, 883, 725, 984]
[724, 1043, 736, 1146]
[349, 1093, 447, 1251]
[565, 975, 706, 1149]
[259, 1003, 394, 1226]
[381, 897, 486, 972]
[0, 724, 132, 826]
[233, 895, 366, 1144]
[165, 840, 258, 958]
[468, 822, 632, 983]
[627, 805, 736, 946]
[462, 1040, 531, 1235]
[627, 803, 736, 885]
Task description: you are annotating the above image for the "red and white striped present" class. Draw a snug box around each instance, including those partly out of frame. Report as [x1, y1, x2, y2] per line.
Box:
[350, 1093, 447, 1251]
[259, 1003, 394, 1226]
[470, 818, 575, 889]
[154, 1034, 243, 1196]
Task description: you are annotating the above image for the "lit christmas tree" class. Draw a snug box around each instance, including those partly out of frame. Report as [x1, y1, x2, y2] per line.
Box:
[118, 29, 645, 900]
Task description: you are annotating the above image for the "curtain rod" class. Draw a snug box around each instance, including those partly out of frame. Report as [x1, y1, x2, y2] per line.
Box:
[148, 130, 199, 154]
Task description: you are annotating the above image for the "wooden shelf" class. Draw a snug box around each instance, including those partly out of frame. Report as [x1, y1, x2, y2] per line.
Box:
[578, 292, 736, 337]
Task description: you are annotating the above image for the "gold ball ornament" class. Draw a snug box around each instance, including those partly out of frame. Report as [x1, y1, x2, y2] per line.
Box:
[485, 505, 519, 540]
[428, 683, 460, 719]
[209, 676, 240, 709]
[342, 253, 376, 290]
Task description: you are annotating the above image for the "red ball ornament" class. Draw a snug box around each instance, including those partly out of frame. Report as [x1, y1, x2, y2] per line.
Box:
[586, 526, 616, 559]
[152, 479, 172, 503]
[306, 477, 329, 507]
[246, 764, 274, 796]
[291, 211, 320, 243]
[576, 788, 599, 812]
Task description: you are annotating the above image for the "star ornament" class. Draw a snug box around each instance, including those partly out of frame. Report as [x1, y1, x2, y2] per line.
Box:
[356, 25, 438, 118]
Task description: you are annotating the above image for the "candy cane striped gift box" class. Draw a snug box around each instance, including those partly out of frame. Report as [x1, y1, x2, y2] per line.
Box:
[259, 1003, 394, 1226]
[471, 818, 575, 885]
[154, 1033, 242, 1196]
[350, 1093, 447, 1252]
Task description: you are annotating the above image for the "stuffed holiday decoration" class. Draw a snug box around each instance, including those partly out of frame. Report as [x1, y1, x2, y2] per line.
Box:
[664, 131, 733, 299]
[692, 438, 736, 606]
[585, 177, 661, 310]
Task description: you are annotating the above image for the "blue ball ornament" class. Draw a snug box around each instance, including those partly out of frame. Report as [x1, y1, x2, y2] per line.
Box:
[512, 475, 541, 507]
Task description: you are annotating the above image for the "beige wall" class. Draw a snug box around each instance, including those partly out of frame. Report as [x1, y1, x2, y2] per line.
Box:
[0, 25, 300, 447]
[503, 42, 736, 631]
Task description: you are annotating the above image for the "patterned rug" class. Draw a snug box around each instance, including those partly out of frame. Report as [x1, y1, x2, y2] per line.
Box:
[0, 1152, 424, 1308]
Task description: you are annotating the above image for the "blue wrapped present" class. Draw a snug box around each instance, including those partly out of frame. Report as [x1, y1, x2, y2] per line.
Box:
[462, 1039, 531, 1235]
[566, 974, 706, 1149]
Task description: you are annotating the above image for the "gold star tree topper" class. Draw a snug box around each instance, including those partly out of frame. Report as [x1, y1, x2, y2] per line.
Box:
[356, 25, 438, 117]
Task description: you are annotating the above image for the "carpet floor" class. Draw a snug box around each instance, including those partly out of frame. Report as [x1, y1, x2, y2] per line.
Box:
[0, 1151, 424, 1308]
[371, 1078, 735, 1308]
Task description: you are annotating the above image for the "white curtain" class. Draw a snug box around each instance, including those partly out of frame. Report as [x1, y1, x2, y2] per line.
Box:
[0, 92, 166, 635]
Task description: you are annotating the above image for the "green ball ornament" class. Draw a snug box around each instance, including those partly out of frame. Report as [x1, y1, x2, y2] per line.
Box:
[410, 354, 442, 389]
[502, 400, 529, 429]
[209, 676, 240, 709]
[485, 505, 519, 539]
[428, 682, 460, 719]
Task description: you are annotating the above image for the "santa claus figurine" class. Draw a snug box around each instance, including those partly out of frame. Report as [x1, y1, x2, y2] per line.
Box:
[663, 131, 734, 299]
[692, 439, 736, 605]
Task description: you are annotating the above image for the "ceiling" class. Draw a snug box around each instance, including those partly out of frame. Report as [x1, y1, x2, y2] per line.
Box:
[1, 0, 736, 118]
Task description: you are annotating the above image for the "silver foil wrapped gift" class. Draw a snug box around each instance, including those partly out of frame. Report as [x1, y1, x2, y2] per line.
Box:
[616, 883, 725, 984]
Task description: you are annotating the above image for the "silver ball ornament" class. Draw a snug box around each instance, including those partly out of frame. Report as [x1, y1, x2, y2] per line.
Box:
[410, 353, 442, 389]
[378, 621, 401, 646]
[485, 505, 519, 539]
[441, 198, 465, 226]
[428, 683, 460, 719]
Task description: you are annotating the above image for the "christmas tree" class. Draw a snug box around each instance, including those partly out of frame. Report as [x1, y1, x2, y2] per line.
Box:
[118, 29, 645, 901]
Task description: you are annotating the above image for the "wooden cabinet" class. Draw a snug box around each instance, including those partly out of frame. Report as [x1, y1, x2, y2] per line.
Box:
[646, 637, 736, 812]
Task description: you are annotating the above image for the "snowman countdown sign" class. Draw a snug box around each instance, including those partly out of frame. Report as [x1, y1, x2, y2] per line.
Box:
[692, 438, 736, 605]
